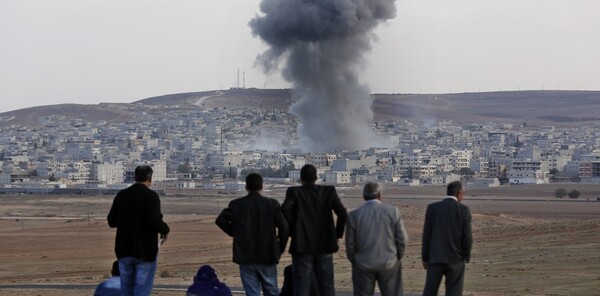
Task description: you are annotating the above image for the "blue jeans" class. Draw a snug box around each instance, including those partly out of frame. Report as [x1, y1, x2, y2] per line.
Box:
[292, 253, 335, 296]
[118, 257, 157, 296]
[239, 264, 279, 296]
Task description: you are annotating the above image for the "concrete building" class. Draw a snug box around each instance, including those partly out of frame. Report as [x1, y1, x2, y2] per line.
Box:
[92, 163, 125, 185]
[323, 171, 351, 184]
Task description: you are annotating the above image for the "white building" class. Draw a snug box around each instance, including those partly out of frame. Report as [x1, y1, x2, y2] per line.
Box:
[92, 163, 125, 185]
[508, 170, 548, 184]
[452, 149, 473, 169]
[323, 171, 351, 184]
[225, 181, 245, 191]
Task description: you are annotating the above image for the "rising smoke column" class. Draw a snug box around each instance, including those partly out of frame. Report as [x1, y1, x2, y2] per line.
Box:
[250, 0, 396, 152]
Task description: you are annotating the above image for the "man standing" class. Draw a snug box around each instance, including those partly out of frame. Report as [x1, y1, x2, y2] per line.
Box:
[215, 173, 288, 296]
[421, 181, 473, 296]
[345, 182, 407, 296]
[108, 165, 170, 296]
[282, 164, 348, 296]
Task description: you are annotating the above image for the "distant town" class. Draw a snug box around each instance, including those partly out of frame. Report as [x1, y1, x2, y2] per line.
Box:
[1, 101, 599, 195]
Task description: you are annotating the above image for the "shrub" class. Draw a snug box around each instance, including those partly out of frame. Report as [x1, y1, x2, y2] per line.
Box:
[554, 188, 567, 198]
[568, 189, 580, 199]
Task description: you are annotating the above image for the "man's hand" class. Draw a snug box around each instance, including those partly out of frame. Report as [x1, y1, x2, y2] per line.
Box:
[422, 261, 428, 270]
[160, 233, 169, 245]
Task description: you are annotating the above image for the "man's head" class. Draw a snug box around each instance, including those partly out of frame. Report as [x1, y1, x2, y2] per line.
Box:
[245, 173, 263, 192]
[363, 182, 382, 201]
[111, 260, 120, 277]
[134, 165, 153, 183]
[447, 181, 465, 202]
[194, 264, 217, 283]
[300, 164, 318, 184]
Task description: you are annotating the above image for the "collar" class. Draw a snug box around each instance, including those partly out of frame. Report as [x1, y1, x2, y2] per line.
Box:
[445, 195, 458, 201]
[246, 191, 263, 197]
[365, 199, 382, 205]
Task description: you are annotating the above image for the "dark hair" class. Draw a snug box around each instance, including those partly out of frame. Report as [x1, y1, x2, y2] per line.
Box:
[300, 164, 317, 183]
[245, 173, 263, 192]
[111, 260, 120, 276]
[447, 181, 463, 197]
[134, 165, 153, 182]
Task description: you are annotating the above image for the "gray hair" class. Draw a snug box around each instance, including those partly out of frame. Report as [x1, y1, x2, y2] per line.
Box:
[363, 182, 381, 200]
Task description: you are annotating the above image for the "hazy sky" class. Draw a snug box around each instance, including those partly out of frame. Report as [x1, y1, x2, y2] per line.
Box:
[1, 0, 599, 113]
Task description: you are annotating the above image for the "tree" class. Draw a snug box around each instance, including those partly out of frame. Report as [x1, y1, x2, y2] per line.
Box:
[512, 139, 524, 147]
[177, 161, 192, 174]
[435, 129, 444, 138]
[280, 162, 295, 178]
[554, 188, 567, 198]
[458, 167, 474, 176]
[498, 167, 509, 185]
[568, 189, 581, 199]
[406, 166, 414, 179]
[549, 168, 560, 182]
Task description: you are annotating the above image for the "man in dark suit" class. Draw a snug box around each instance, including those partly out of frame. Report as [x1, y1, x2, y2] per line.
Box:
[282, 164, 348, 296]
[216, 173, 288, 296]
[421, 181, 473, 296]
[108, 165, 170, 296]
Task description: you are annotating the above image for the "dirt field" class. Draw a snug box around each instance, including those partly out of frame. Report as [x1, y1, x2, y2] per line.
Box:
[0, 184, 599, 295]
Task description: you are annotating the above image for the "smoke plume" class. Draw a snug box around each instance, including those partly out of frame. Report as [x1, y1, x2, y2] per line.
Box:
[250, 0, 396, 152]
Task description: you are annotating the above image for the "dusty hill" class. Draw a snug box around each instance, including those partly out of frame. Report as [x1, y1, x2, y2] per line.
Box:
[373, 90, 600, 126]
[1, 89, 599, 128]
[137, 88, 293, 110]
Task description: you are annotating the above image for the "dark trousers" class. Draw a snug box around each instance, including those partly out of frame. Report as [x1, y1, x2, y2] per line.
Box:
[352, 261, 403, 296]
[292, 253, 335, 296]
[422, 261, 465, 296]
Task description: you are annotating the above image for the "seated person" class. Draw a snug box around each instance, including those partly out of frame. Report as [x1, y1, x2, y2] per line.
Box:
[94, 260, 120, 296]
[280, 264, 320, 296]
[187, 265, 232, 296]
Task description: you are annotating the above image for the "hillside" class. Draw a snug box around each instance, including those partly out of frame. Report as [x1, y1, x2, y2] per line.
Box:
[1, 89, 599, 128]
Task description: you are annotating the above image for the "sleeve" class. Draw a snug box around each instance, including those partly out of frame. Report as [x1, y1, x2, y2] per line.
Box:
[344, 213, 355, 262]
[281, 188, 296, 234]
[215, 207, 234, 237]
[462, 206, 473, 263]
[331, 187, 348, 238]
[421, 205, 432, 262]
[394, 207, 408, 259]
[273, 200, 289, 254]
[148, 193, 170, 235]
[107, 194, 119, 228]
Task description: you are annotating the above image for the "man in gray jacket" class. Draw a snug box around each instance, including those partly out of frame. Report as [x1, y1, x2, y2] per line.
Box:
[345, 182, 408, 296]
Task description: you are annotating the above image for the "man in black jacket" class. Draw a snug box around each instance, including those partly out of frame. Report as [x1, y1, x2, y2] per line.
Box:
[421, 181, 473, 296]
[282, 164, 347, 296]
[216, 173, 289, 296]
[107, 165, 170, 296]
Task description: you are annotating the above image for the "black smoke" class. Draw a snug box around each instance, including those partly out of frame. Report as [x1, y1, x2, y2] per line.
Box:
[250, 0, 397, 152]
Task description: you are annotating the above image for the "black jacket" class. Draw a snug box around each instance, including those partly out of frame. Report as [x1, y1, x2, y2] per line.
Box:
[215, 191, 289, 265]
[282, 184, 348, 255]
[107, 183, 170, 262]
[421, 197, 473, 264]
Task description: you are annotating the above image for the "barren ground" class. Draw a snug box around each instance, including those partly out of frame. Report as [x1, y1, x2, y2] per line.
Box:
[0, 184, 599, 295]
